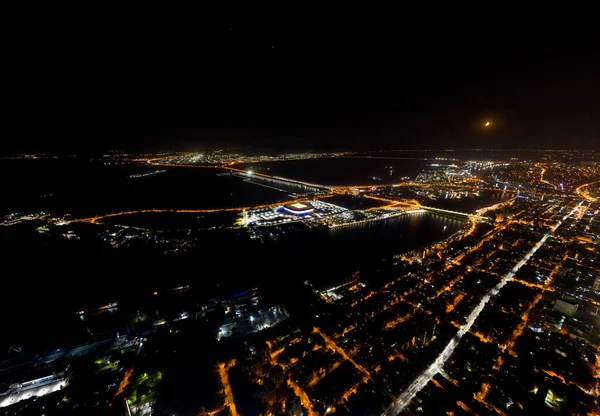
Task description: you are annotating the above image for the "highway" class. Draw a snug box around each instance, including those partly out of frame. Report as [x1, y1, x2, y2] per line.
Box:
[227, 167, 331, 192]
[70, 198, 331, 224]
[146, 156, 332, 192]
[381, 203, 581, 415]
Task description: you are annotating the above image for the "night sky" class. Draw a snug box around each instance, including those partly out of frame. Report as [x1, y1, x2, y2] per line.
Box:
[7, 15, 599, 153]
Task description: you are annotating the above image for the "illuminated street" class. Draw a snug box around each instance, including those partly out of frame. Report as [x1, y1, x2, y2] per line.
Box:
[215, 360, 239, 416]
[383, 204, 580, 415]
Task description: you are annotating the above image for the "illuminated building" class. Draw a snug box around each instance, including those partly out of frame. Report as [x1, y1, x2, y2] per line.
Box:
[281, 202, 315, 215]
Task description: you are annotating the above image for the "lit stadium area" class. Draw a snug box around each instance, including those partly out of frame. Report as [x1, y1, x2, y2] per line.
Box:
[281, 202, 315, 215]
[242, 200, 347, 226]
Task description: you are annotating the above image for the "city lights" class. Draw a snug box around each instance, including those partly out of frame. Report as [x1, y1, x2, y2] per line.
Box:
[3, 149, 599, 415]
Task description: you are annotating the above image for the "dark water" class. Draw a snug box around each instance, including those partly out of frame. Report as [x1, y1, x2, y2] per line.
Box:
[3, 158, 510, 217]
[1, 211, 465, 354]
[327, 212, 464, 260]
[0, 159, 291, 217]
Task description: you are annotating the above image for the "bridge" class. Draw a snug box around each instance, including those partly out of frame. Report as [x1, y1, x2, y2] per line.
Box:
[231, 171, 330, 194]
[146, 157, 332, 194]
[420, 206, 491, 222]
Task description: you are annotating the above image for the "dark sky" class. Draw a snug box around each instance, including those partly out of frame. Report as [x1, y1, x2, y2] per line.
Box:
[7, 13, 599, 153]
